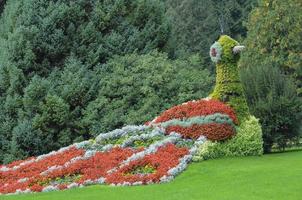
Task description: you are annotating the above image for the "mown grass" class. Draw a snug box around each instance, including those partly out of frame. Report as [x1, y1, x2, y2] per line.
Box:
[1, 150, 301, 200]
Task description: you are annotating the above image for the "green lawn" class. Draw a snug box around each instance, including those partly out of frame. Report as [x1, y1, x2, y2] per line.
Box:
[2, 150, 301, 200]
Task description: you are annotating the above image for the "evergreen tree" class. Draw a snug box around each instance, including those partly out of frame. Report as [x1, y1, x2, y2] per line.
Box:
[0, 0, 170, 163]
[0, 0, 6, 14]
[83, 52, 214, 135]
[0, 0, 216, 163]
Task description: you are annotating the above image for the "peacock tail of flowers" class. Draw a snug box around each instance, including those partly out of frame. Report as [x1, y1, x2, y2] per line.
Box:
[0, 99, 237, 195]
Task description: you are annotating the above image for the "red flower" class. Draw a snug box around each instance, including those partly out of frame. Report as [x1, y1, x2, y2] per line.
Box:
[58, 184, 68, 190]
[0, 147, 85, 194]
[31, 184, 43, 192]
[105, 144, 189, 185]
[166, 123, 235, 141]
[153, 99, 238, 124]
[211, 48, 217, 57]
[150, 99, 238, 140]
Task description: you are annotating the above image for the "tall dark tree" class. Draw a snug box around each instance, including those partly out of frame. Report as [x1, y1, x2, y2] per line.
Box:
[240, 0, 302, 152]
[164, 0, 257, 64]
[0, 0, 6, 14]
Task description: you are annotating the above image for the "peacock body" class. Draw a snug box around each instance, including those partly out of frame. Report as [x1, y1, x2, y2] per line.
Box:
[0, 35, 263, 195]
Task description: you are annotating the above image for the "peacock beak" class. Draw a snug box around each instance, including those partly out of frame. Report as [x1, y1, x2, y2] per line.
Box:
[232, 45, 245, 54]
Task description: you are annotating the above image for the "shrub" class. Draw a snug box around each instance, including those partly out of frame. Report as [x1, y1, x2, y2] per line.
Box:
[82, 52, 214, 135]
[241, 65, 302, 153]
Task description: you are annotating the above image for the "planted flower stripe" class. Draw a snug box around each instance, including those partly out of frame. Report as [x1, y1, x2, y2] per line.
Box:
[166, 123, 235, 140]
[0, 146, 83, 172]
[157, 114, 235, 128]
[153, 99, 238, 125]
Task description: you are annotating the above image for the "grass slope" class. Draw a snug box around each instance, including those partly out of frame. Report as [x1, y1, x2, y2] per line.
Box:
[2, 150, 301, 200]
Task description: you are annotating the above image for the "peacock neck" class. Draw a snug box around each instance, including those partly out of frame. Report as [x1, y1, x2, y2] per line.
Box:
[210, 61, 250, 123]
[215, 62, 241, 86]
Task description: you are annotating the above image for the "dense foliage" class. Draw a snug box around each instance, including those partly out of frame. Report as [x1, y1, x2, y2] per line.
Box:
[0, 0, 6, 14]
[0, 0, 214, 164]
[241, 65, 302, 152]
[210, 35, 249, 122]
[164, 0, 257, 64]
[240, 0, 302, 95]
[83, 52, 213, 136]
[240, 0, 302, 152]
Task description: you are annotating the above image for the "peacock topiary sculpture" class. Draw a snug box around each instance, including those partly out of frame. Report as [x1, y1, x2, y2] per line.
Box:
[0, 35, 263, 195]
[209, 35, 250, 122]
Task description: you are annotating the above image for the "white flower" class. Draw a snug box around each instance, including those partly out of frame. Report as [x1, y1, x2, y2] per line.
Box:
[67, 183, 79, 189]
[17, 178, 29, 183]
[42, 186, 58, 192]
[96, 177, 106, 184]
[160, 175, 173, 183]
[84, 150, 96, 158]
[74, 141, 90, 149]
[120, 127, 164, 148]
[95, 125, 148, 143]
[83, 180, 94, 186]
[0, 166, 9, 172]
[132, 181, 143, 186]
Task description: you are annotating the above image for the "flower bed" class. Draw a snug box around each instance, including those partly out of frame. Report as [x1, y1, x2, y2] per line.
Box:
[150, 99, 238, 141]
[152, 99, 238, 124]
[0, 98, 240, 195]
[0, 126, 206, 195]
[0, 146, 85, 194]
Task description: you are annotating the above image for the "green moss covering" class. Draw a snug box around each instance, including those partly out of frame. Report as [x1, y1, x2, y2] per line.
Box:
[210, 35, 250, 122]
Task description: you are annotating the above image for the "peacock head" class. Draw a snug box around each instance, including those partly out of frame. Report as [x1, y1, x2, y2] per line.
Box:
[209, 35, 245, 64]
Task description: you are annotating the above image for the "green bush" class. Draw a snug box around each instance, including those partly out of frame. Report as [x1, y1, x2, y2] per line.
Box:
[241, 65, 302, 153]
[193, 115, 263, 161]
[82, 52, 214, 135]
